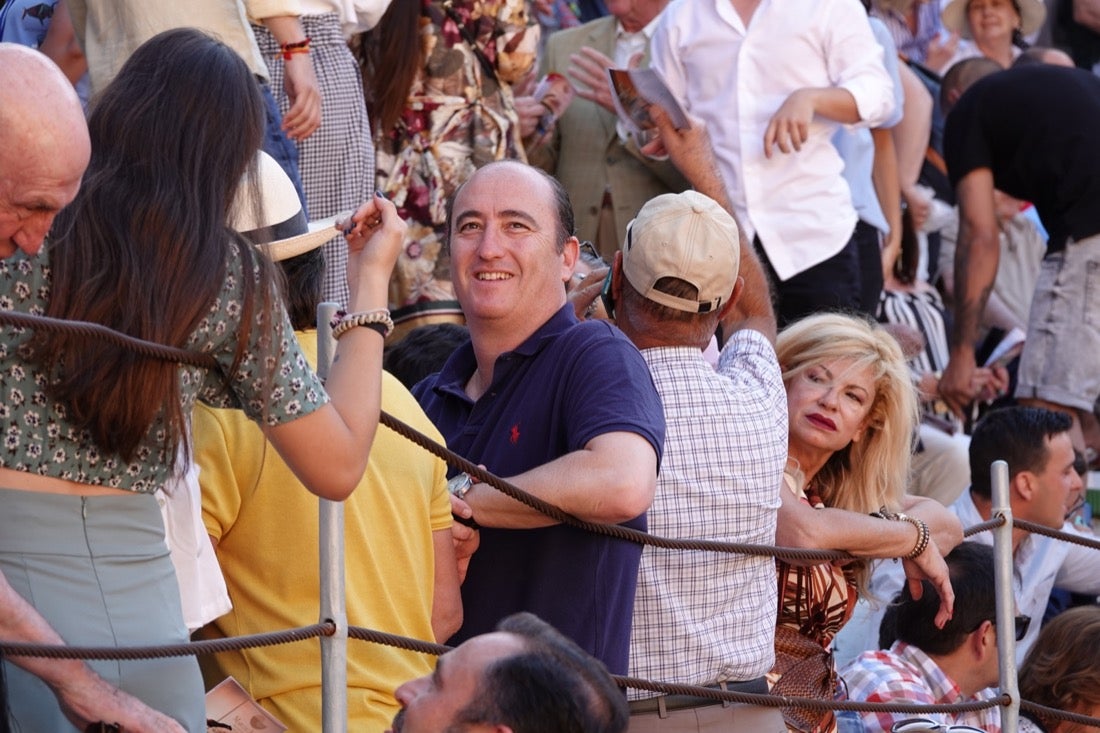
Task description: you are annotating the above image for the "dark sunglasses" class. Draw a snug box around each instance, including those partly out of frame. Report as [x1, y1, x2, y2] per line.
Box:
[970, 614, 1030, 642]
[891, 718, 986, 732]
[577, 240, 606, 265]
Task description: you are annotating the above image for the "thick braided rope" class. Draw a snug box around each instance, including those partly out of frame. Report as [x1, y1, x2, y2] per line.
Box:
[1022, 701, 1100, 730]
[0, 309, 846, 564]
[1014, 518, 1100, 552]
[0, 310, 219, 369]
[379, 410, 847, 563]
[0, 623, 334, 660]
[0, 624, 1014, 717]
[610, 676, 1006, 714]
[347, 626, 449, 656]
[964, 517, 1005, 537]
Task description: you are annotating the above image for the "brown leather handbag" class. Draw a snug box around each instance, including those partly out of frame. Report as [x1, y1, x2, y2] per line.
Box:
[770, 625, 839, 733]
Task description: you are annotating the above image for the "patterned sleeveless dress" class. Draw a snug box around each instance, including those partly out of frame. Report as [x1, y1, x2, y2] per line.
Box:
[768, 475, 859, 733]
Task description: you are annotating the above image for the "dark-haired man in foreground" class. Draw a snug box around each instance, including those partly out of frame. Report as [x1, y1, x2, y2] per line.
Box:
[389, 612, 628, 733]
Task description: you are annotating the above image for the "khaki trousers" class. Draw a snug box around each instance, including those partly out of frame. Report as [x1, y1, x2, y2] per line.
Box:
[628, 702, 788, 732]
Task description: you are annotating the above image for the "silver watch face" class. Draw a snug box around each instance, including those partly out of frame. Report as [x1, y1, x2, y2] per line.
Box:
[447, 473, 473, 497]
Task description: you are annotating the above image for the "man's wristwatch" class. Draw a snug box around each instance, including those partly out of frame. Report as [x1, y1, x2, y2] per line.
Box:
[447, 472, 474, 500]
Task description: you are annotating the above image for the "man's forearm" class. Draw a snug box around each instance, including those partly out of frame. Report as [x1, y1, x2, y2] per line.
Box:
[950, 222, 1000, 352]
[463, 433, 657, 528]
[0, 570, 97, 698]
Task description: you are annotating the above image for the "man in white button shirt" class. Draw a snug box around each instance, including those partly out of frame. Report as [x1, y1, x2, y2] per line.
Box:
[649, 0, 896, 325]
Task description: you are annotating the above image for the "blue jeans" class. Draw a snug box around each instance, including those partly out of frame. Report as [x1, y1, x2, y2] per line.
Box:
[836, 709, 866, 732]
[259, 80, 308, 216]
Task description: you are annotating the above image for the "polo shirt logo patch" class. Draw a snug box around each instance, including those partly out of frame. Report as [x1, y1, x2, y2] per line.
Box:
[510, 423, 521, 445]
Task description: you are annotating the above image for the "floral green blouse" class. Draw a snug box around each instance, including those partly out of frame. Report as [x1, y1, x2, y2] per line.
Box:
[0, 243, 327, 493]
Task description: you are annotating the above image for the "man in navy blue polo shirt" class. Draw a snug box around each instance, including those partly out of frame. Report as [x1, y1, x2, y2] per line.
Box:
[413, 160, 665, 675]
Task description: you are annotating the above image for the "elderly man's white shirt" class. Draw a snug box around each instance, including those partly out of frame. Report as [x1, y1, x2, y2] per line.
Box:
[650, 0, 895, 280]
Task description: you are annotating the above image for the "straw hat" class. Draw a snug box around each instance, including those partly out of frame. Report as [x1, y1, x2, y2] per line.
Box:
[230, 151, 340, 261]
[941, 0, 1046, 40]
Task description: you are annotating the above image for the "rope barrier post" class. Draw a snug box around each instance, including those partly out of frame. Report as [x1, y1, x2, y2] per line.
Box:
[317, 302, 348, 732]
[992, 459, 1019, 733]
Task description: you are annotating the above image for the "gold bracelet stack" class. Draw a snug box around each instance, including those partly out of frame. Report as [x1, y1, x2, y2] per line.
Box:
[331, 308, 394, 340]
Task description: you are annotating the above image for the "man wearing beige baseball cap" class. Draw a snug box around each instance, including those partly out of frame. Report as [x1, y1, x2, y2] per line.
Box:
[610, 187, 788, 732]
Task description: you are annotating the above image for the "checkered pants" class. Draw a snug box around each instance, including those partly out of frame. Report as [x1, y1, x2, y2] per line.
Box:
[254, 13, 374, 309]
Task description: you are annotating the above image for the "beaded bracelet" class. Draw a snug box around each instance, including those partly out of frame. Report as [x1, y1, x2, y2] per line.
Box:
[280, 37, 311, 60]
[871, 508, 931, 560]
[331, 308, 394, 340]
[900, 515, 931, 559]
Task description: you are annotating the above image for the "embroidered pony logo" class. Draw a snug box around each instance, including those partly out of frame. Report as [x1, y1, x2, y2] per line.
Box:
[509, 423, 520, 445]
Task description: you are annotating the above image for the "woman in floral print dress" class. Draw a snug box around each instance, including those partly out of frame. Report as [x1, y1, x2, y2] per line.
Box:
[358, 0, 539, 339]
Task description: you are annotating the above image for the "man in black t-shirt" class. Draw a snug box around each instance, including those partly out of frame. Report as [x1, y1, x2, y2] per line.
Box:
[938, 60, 1100, 455]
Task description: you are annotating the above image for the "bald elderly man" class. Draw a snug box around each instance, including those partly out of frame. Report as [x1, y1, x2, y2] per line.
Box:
[0, 44, 89, 258]
[0, 44, 183, 732]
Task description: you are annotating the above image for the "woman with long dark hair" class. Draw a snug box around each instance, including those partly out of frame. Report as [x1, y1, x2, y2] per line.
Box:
[0, 28, 402, 731]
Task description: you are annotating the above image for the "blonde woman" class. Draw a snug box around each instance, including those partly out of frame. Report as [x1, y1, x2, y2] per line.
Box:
[769, 313, 964, 733]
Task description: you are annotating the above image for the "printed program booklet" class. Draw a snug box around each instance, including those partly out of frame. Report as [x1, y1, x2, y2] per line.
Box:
[205, 677, 287, 732]
[605, 67, 690, 144]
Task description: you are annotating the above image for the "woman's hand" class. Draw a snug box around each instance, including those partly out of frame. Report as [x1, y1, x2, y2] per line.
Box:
[901, 495, 965, 555]
[339, 193, 406, 308]
[897, 496, 963, 627]
[901, 543, 955, 629]
[282, 53, 321, 140]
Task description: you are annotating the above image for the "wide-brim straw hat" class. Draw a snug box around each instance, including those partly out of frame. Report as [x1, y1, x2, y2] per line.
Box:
[941, 0, 1046, 40]
[230, 151, 340, 261]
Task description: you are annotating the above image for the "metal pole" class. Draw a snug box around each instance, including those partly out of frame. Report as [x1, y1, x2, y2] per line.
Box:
[991, 459, 1019, 733]
[316, 301, 347, 732]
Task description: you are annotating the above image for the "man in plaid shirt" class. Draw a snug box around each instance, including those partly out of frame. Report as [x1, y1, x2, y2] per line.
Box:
[841, 542, 1005, 733]
[609, 119, 788, 731]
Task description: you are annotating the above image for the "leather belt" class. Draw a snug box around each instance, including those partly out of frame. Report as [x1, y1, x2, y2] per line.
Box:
[627, 677, 768, 715]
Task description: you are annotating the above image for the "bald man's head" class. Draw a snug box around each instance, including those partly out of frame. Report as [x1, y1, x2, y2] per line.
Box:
[0, 44, 90, 258]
